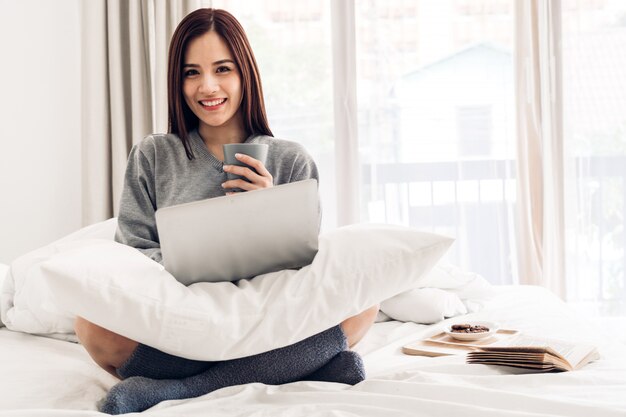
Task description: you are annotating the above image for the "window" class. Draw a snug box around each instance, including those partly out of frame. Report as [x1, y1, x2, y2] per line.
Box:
[355, 0, 517, 284]
[562, 0, 626, 314]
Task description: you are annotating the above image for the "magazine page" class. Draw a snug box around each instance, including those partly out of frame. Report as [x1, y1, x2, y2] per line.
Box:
[487, 334, 599, 368]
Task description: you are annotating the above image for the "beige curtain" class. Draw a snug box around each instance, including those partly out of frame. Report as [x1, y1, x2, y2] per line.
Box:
[514, 0, 565, 298]
[330, 0, 359, 226]
[80, 0, 204, 225]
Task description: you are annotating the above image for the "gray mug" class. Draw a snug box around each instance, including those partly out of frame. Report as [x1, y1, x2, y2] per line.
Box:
[223, 143, 269, 183]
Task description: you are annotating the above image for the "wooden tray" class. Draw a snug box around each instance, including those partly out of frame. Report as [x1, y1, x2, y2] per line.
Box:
[402, 329, 520, 357]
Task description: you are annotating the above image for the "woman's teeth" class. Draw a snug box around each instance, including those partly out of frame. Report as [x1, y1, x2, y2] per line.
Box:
[200, 99, 226, 107]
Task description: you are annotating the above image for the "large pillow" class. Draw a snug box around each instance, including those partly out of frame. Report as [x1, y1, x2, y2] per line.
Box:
[378, 263, 493, 323]
[0, 218, 117, 336]
[2, 222, 452, 361]
[380, 287, 467, 324]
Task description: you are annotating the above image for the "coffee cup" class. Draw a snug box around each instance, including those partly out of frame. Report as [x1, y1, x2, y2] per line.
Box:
[223, 143, 269, 182]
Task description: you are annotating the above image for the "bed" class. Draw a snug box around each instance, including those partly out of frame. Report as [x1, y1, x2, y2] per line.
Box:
[2, 274, 625, 417]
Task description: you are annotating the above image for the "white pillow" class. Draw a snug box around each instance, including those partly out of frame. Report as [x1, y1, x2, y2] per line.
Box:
[3, 222, 452, 361]
[0, 219, 117, 336]
[380, 287, 467, 324]
[377, 263, 493, 323]
[418, 262, 494, 313]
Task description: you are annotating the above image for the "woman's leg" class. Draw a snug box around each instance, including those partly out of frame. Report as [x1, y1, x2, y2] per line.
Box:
[305, 350, 366, 385]
[74, 317, 138, 378]
[341, 304, 380, 348]
[99, 325, 352, 414]
[74, 317, 212, 379]
[76, 304, 379, 380]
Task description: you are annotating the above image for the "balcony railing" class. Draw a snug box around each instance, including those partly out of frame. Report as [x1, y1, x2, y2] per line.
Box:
[362, 156, 626, 311]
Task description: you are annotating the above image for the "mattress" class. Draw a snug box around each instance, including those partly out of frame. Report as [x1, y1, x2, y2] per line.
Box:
[1, 282, 625, 416]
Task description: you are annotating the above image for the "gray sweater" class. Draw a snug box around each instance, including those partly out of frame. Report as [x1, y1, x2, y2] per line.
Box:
[114, 129, 319, 263]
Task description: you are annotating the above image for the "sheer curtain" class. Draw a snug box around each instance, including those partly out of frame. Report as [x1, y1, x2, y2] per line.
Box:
[515, 0, 626, 310]
[330, 0, 360, 226]
[514, 0, 565, 297]
[80, 0, 205, 225]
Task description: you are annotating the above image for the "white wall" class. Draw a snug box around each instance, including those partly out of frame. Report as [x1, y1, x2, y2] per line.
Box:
[0, 0, 82, 264]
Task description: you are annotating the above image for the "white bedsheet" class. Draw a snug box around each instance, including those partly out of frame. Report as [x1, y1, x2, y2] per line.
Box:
[1, 285, 626, 416]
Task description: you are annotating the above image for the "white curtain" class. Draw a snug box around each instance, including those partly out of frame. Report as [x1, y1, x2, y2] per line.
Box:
[80, 0, 204, 225]
[514, 0, 565, 297]
[330, 0, 359, 226]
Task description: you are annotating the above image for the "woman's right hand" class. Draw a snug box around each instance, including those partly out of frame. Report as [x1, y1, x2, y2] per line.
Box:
[222, 153, 273, 194]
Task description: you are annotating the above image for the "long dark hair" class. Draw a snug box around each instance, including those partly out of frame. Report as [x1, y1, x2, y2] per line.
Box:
[167, 8, 273, 159]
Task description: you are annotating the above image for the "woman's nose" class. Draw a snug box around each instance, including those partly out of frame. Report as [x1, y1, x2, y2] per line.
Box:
[199, 76, 219, 95]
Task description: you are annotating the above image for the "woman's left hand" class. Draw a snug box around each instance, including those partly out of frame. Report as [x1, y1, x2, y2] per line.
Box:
[222, 153, 273, 194]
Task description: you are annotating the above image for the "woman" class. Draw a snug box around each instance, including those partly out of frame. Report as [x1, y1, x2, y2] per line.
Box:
[75, 8, 378, 414]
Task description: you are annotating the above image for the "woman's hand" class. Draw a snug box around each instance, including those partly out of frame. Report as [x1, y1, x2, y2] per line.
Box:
[222, 153, 273, 194]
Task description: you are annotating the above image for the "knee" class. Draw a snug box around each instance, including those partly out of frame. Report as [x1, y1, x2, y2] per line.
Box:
[355, 304, 380, 327]
[75, 317, 110, 352]
[75, 317, 112, 361]
[352, 304, 380, 324]
[74, 317, 138, 375]
[341, 304, 379, 348]
[74, 316, 97, 348]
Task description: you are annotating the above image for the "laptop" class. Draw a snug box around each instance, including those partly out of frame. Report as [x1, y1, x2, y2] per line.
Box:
[155, 179, 320, 285]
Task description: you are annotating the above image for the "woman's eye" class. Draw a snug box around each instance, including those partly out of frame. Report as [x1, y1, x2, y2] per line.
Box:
[216, 66, 231, 74]
[184, 69, 199, 77]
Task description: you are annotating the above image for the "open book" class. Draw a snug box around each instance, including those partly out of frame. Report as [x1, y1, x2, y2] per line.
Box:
[466, 334, 600, 372]
[403, 331, 599, 372]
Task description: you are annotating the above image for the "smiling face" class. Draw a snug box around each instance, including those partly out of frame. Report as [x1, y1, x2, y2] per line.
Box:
[182, 30, 245, 143]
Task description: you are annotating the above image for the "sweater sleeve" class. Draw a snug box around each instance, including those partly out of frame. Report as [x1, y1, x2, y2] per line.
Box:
[291, 152, 320, 183]
[291, 151, 322, 230]
[114, 143, 163, 264]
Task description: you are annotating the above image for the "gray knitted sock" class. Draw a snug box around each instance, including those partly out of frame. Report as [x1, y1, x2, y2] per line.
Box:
[99, 325, 347, 414]
[305, 350, 366, 385]
[116, 343, 213, 380]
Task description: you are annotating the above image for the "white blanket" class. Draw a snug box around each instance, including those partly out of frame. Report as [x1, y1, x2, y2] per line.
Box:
[1, 285, 625, 416]
[2, 221, 480, 360]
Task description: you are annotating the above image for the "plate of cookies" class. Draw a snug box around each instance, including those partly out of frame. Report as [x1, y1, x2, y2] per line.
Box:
[444, 321, 499, 341]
